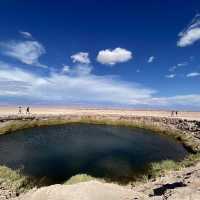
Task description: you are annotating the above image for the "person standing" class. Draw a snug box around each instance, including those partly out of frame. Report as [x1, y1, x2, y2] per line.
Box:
[18, 106, 22, 114]
[26, 107, 30, 115]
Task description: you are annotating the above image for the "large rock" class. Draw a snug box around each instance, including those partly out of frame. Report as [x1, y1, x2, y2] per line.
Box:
[12, 181, 148, 200]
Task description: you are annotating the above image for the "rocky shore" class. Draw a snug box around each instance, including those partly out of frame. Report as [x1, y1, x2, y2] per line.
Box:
[0, 113, 199, 200]
[0, 161, 199, 200]
[10, 161, 200, 200]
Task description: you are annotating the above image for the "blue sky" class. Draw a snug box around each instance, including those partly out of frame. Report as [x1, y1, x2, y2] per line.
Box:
[0, 0, 200, 109]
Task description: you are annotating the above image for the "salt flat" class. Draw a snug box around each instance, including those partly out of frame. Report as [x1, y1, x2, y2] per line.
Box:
[0, 107, 200, 121]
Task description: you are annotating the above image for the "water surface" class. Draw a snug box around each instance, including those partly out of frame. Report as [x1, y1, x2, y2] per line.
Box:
[0, 124, 187, 184]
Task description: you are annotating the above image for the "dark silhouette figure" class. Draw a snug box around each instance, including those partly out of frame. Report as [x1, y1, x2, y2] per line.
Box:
[18, 106, 22, 114]
[26, 107, 30, 115]
[176, 111, 178, 116]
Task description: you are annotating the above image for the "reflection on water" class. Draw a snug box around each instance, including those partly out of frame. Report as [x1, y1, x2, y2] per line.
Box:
[0, 124, 188, 184]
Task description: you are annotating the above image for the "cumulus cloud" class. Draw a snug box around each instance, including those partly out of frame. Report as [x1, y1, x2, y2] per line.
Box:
[148, 56, 155, 63]
[71, 52, 90, 64]
[19, 31, 33, 39]
[0, 40, 47, 68]
[177, 14, 200, 47]
[186, 72, 200, 77]
[165, 74, 176, 79]
[97, 47, 132, 65]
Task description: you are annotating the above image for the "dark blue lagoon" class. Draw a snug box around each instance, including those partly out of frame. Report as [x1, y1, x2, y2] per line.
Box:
[0, 124, 188, 184]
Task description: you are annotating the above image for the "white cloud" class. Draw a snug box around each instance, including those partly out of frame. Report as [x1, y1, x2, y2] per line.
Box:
[19, 31, 33, 39]
[148, 95, 200, 106]
[0, 62, 155, 105]
[71, 52, 90, 64]
[148, 56, 155, 63]
[177, 62, 188, 67]
[62, 65, 71, 73]
[138, 95, 200, 108]
[1, 61, 200, 108]
[71, 64, 92, 76]
[177, 14, 200, 47]
[97, 47, 132, 65]
[169, 62, 188, 72]
[0, 40, 47, 68]
[0, 62, 47, 97]
[186, 72, 200, 77]
[62, 64, 92, 76]
[165, 74, 176, 79]
[178, 28, 200, 47]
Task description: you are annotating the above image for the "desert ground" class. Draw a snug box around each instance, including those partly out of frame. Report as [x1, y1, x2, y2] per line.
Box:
[0, 106, 200, 199]
[0, 106, 200, 121]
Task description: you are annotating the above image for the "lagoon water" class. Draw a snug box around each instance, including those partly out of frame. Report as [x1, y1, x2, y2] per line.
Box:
[0, 124, 187, 184]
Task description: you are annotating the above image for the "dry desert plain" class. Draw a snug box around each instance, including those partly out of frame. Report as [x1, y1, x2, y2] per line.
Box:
[0, 106, 200, 121]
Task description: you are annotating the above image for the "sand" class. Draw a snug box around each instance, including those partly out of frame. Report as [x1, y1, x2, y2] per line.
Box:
[0, 106, 200, 121]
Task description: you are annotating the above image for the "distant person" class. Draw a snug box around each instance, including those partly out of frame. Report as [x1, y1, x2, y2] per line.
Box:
[26, 107, 30, 115]
[176, 111, 178, 116]
[171, 110, 174, 117]
[18, 106, 22, 114]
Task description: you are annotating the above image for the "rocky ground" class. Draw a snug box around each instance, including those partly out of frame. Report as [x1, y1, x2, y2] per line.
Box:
[4, 162, 199, 200]
[135, 161, 200, 200]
